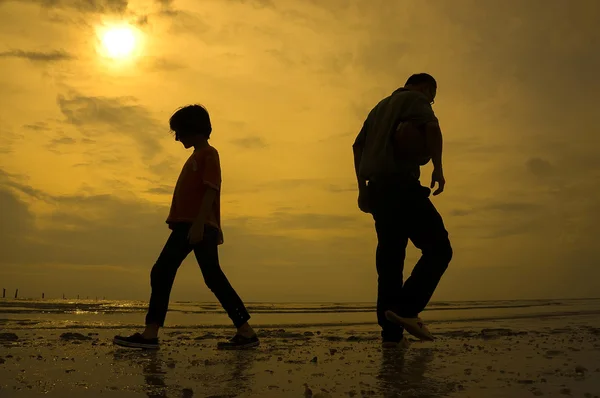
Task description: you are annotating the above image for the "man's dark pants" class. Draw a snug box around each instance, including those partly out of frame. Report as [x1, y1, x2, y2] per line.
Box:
[368, 179, 452, 342]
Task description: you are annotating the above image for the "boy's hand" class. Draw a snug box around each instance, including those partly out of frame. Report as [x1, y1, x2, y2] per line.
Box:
[430, 167, 445, 196]
[188, 222, 205, 245]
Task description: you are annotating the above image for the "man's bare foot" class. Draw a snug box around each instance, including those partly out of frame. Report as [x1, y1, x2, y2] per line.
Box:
[384, 311, 435, 341]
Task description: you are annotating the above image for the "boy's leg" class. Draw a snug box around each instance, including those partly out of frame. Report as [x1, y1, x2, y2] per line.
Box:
[114, 224, 192, 348]
[369, 181, 409, 343]
[192, 226, 251, 330]
[145, 224, 194, 329]
[400, 197, 452, 317]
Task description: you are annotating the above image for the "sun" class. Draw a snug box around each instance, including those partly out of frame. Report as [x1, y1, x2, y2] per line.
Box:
[98, 24, 139, 60]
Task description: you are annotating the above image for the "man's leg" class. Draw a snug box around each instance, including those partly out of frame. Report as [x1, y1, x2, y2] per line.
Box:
[370, 182, 409, 343]
[145, 225, 193, 329]
[400, 197, 452, 317]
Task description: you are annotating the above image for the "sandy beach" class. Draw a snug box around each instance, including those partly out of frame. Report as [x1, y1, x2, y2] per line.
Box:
[1, 300, 600, 397]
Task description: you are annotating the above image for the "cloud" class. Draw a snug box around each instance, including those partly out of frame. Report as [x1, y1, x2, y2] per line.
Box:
[225, 178, 359, 196]
[527, 157, 554, 178]
[0, 170, 166, 267]
[56, 92, 165, 159]
[261, 211, 360, 231]
[135, 14, 148, 25]
[484, 202, 542, 213]
[0, 128, 21, 154]
[141, 57, 186, 72]
[50, 136, 76, 145]
[230, 136, 268, 149]
[23, 122, 51, 131]
[0, 169, 375, 301]
[13, 0, 128, 13]
[227, 0, 275, 9]
[325, 183, 355, 193]
[0, 50, 74, 62]
[146, 185, 173, 195]
[450, 209, 471, 217]
[45, 135, 77, 153]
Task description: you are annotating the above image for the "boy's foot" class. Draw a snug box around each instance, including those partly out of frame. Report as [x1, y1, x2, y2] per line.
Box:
[384, 311, 435, 341]
[382, 336, 411, 350]
[113, 333, 159, 349]
[217, 334, 260, 350]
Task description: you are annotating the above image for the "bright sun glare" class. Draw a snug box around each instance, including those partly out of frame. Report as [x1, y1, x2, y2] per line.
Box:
[99, 25, 138, 60]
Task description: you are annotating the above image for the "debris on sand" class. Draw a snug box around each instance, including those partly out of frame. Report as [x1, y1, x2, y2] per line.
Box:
[0, 333, 18, 342]
[194, 333, 220, 340]
[60, 332, 92, 341]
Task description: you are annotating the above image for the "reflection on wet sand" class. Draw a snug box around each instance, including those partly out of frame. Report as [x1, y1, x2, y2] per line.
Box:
[142, 352, 169, 398]
[222, 349, 259, 395]
[113, 349, 169, 397]
[112, 346, 259, 397]
[377, 346, 455, 397]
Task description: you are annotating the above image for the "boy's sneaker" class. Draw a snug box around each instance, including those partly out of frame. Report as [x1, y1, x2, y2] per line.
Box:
[382, 336, 411, 350]
[384, 311, 435, 341]
[113, 333, 159, 349]
[217, 334, 260, 350]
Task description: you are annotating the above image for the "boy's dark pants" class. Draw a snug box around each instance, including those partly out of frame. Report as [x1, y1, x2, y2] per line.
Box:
[368, 179, 453, 342]
[145, 223, 250, 328]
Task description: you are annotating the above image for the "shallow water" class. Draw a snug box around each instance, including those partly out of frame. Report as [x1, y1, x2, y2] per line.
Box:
[1, 298, 599, 330]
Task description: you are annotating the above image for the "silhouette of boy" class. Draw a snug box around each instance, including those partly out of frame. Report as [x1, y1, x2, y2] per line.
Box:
[114, 105, 259, 350]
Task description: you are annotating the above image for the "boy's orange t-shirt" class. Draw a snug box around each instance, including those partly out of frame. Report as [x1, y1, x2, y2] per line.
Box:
[166, 145, 223, 244]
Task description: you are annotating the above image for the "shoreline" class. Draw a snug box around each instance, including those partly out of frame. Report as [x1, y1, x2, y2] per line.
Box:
[2, 314, 600, 397]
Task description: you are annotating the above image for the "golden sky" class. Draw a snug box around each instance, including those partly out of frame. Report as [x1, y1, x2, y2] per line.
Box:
[0, 0, 599, 302]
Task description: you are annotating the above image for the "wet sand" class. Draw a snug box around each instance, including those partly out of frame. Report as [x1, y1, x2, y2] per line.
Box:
[1, 315, 600, 398]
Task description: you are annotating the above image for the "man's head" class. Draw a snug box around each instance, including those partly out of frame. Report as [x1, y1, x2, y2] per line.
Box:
[169, 104, 212, 148]
[404, 73, 437, 105]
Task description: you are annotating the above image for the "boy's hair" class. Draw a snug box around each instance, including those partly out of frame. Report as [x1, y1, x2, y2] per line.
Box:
[169, 104, 212, 138]
[405, 73, 437, 89]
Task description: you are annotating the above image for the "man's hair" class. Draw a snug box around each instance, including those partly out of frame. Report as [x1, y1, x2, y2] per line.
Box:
[169, 104, 212, 138]
[405, 73, 437, 89]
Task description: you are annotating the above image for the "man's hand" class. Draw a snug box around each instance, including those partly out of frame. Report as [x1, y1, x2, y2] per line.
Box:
[430, 168, 445, 196]
[188, 222, 205, 245]
[358, 188, 371, 213]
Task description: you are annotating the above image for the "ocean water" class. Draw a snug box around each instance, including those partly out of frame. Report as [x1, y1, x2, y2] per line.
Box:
[1, 298, 600, 330]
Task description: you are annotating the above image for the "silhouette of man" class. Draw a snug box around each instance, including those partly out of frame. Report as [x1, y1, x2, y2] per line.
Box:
[352, 73, 452, 346]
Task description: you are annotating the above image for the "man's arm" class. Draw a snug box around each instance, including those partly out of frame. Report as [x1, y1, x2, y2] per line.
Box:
[353, 143, 367, 191]
[353, 122, 368, 190]
[425, 121, 443, 170]
[425, 121, 445, 195]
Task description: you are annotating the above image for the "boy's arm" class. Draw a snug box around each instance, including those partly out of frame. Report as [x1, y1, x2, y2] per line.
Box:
[193, 151, 221, 227]
[192, 187, 217, 227]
